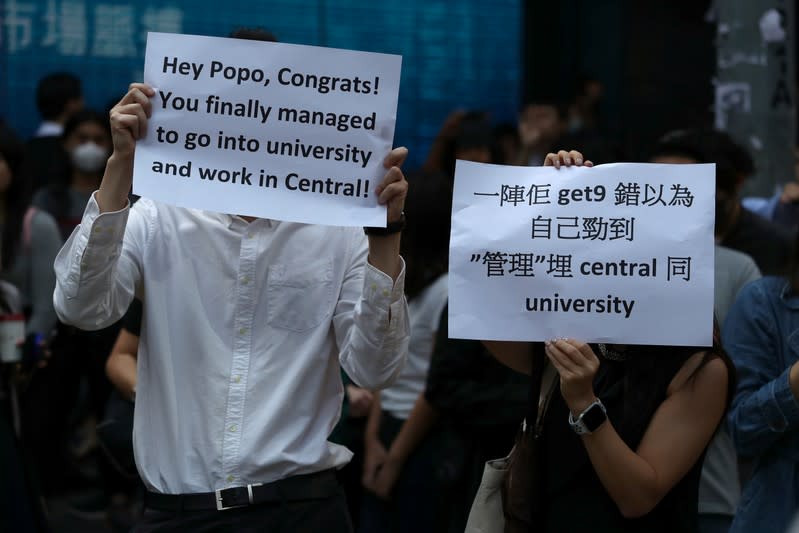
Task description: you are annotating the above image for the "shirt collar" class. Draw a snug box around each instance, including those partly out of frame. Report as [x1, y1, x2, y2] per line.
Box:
[206, 212, 274, 230]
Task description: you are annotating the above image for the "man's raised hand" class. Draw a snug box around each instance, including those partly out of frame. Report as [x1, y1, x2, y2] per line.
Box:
[109, 83, 155, 160]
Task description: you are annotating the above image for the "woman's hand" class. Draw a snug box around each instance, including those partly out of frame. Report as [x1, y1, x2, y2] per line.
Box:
[544, 149, 594, 169]
[371, 455, 403, 500]
[362, 437, 388, 491]
[545, 338, 600, 415]
[346, 385, 374, 418]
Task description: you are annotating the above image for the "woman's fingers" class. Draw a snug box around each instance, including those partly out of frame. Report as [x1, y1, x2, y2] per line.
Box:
[544, 152, 559, 167]
[547, 339, 600, 379]
[569, 340, 600, 365]
[545, 341, 579, 376]
[544, 150, 591, 169]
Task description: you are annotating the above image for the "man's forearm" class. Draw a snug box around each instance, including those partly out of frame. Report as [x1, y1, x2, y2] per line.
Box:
[97, 154, 133, 213]
[367, 234, 402, 282]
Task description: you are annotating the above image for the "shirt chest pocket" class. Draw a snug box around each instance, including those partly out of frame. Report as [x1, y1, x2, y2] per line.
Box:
[266, 259, 335, 332]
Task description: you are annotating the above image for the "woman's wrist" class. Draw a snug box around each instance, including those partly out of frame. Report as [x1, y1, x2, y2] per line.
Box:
[566, 391, 597, 417]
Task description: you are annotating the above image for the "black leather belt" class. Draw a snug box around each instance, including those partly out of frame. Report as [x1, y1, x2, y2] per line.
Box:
[145, 469, 339, 511]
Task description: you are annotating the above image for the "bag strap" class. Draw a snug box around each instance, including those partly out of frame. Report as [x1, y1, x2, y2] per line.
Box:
[524, 345, 558, 432]
[534, 362, 559, 438]
[525, 345, 546, 434]
[523, 345, 559, 436]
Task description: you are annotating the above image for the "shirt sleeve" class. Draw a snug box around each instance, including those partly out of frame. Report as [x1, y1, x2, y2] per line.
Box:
[334, 230, 409, 390]
[723, 281, 799, 458]
[27, 211, 61, 335]
[53, 193, 149, 331]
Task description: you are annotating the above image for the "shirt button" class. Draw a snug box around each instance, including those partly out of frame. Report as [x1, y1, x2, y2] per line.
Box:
[382, 289, 389, 297]
[233, 375, 241, 384]
[247, 232, 254, 239]
[241, 276, 250, 285]
[227, 475, 235, 483]
[239, 327, 247, 335]
[229, 425, 237, 432]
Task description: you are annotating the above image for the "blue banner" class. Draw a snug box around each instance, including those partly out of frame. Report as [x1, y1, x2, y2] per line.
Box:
[0, 0, 520, 168]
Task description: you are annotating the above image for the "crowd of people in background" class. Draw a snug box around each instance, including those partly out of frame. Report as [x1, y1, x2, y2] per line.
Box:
[2, 31, 799, 533]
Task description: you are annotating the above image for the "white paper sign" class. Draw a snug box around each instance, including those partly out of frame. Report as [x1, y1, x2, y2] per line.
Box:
[449, 161, 716, 347]
[133, 32, 402, 226]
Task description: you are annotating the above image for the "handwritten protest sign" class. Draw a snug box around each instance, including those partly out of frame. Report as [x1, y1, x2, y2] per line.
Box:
[132, 32, 402, 226]
[449, 161, 716, 346]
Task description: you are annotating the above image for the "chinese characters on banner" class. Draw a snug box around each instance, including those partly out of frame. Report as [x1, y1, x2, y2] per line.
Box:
[449, 161, 716, 346]
[1, 0, 183, 56]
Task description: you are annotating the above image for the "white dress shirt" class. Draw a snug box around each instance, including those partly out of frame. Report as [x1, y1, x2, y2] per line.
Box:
[53, 194, 409, 494]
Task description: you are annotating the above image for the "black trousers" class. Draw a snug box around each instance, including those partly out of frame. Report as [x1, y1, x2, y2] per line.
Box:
[133, 486, 353, 533]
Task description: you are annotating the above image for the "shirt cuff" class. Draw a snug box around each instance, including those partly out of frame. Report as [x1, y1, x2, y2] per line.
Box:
[361, 258, 408, 342]
[764, 366, 799, 432]
[60, 193, 129, 294]
[80, 192, 129, 249]
[363, 257, 406, 306]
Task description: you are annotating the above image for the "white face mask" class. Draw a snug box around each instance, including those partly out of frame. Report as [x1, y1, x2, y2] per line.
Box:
[70, 142, 108, 173]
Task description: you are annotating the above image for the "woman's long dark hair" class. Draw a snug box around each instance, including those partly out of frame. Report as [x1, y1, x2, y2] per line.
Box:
[616, 319, 736, 445]
[0, 123, 32, 270]
[400, 170, 452, 300]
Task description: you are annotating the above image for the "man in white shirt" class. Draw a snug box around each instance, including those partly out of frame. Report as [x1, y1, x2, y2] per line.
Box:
[53, 82, 410, 532]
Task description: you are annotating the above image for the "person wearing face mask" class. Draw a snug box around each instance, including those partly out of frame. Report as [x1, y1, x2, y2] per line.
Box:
[0, 122, 66, 504]
[33, 109, 113, 240]
[30, 110, 123, 509]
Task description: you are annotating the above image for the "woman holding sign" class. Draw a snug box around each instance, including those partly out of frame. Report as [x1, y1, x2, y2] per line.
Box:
[484, 150, 734, 533]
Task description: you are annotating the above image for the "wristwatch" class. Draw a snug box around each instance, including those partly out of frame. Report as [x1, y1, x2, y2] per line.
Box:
[568, 398, 607, 435]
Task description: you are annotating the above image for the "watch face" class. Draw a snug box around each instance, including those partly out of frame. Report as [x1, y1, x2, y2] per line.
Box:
[582, 403, 607, 432]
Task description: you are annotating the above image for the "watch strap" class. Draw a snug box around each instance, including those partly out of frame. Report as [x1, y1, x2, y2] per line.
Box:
[569, 398, 607, 435]
[364, 212, 406, 236]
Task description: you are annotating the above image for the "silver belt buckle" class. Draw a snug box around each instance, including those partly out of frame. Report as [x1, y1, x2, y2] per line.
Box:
[215, 483, 263, 511]
[247, 483, 263, 504]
